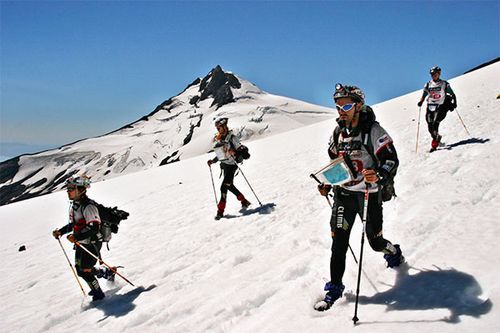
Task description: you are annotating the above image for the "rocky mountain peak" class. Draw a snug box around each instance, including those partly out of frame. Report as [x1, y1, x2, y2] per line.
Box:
[196, 65, 242, 109]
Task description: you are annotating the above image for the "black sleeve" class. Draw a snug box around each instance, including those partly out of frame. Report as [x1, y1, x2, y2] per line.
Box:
[74, 222, 100, 241]
[58, 223, 73, 235]
[328, 144, 338, 160]
[375, 142, 399, 186]
[328, 127, 340, 159]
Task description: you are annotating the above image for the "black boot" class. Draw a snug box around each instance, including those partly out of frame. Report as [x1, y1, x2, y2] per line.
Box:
[384, 244, 405, 268]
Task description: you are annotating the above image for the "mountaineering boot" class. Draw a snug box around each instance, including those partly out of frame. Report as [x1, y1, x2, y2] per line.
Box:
[430, 134, 442, 152]
[384, 244, 405, 268]
[314, 282, 345, 311]
[87, 280, 105, 301]
[96, 266, 116, 282]
[241, 199, 251, 209]
[237, 194, 251, 209]
[88, 288, 105, 301]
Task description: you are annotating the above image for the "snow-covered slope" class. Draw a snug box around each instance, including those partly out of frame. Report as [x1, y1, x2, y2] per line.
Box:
[0, 65, 334, 206]
[0, 62, 498, 332]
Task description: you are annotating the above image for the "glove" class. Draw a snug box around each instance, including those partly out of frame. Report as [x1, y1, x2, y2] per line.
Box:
[207, 159, 213, 166]
[450, 101, 457, 111]
[362, 169, 379, 184]
[318, 184, 332, 196]
[52, 229, 61, 239]
[417, 101, 423, 107]
[67, 234, 76, 243]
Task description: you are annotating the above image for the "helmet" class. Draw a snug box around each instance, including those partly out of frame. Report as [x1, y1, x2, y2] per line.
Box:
[430, 66, 441, 74]
[65, 175, 91, 189]
[214, 117, 228, 127]
[333, 83, 365, 104]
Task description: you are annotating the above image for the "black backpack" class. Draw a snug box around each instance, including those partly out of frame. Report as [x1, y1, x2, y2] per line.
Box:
[234, 145, 250, 163]
[83, 199, 129, 248]
[331, 107, 397, 202]
[227, 133, 250, 163]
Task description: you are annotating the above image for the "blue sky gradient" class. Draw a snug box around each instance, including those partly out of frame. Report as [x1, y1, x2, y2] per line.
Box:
[1, 1, 498, 158]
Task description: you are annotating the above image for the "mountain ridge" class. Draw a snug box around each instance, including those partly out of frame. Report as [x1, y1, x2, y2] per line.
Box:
[0, 65, 334, 206]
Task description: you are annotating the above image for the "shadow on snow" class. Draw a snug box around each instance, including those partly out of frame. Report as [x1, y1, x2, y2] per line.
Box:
[439, 137, 490, 151]
[83, 284, 157, 320]
[348, 264, 492, 324]
[223, 202, 276, 219]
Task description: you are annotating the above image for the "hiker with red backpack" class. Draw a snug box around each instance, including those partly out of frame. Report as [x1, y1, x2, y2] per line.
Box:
[417, 66, 458, 152]
[207, 117, 251, 220]
[52, 175, 115, 301]
[314, 84, 404, 312]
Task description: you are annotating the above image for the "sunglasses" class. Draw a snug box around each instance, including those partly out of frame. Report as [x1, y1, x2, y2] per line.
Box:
[336, 103, 356, 112]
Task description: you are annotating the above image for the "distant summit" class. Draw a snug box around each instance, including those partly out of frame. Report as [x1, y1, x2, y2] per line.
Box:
[198, 65, 241, 108]
[0, 66, 333, 206]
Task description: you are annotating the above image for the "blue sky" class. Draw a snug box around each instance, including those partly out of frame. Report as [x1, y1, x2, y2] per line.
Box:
[1, 1, 498, 158]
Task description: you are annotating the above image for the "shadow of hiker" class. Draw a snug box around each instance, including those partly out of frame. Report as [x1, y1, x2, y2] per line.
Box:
[223, 202, 276, 219]
[85, 284, 157, 321]
[350, 265, 492, 323]
[442, 137, 490, 150]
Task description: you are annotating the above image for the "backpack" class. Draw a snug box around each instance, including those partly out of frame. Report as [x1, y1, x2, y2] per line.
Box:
[83, 199, 129, 248]
[227, 133, 250, 163]
[332, 107, 397, 202]
[234, 145, 250, 163]
[443, 92, 457, 112]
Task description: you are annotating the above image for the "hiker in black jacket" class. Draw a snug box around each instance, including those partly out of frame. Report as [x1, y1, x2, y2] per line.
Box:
[314, 84, 404, 312]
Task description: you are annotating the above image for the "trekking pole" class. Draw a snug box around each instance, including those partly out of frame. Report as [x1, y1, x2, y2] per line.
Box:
[352, 184, 370, 325]
[310, 173, 358, 264]
[208, 165, 218, 205]
[415, 106, 422, 153]
[57, 238, 86, 296]
[231, 157, 263, 206]
[74, 241, 135, 287]
[454, 108, 471, 136]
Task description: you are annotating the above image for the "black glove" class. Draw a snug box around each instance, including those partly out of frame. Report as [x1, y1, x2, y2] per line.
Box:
[451, 101, 457, 111]
[417, 101, 423, 107]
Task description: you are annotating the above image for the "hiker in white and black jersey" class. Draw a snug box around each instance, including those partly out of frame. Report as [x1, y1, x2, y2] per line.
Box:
[418, 66, 457, 152]
[207, 117, 251, 220]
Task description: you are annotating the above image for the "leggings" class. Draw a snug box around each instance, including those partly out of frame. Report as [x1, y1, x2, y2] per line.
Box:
[329, 189, 396, 284]
[220, 163, 242, 201]
[75, 242, 102, 285]
[426, 104, 448, 139]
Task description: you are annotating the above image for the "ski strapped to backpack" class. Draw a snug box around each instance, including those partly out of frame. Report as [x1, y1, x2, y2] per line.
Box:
[332, 111, 397, 202]
[83, 199, 129, 249]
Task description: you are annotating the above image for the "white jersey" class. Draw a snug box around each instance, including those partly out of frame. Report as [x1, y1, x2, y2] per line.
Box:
[213, 131, 241, 165]
[70, 201, 101, 244]
[424, 80, 448, 106]
[329, 123, 393, 193]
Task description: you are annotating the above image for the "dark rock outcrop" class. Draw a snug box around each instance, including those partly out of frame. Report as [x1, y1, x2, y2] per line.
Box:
[0, 157, 20, 184]
[198, 65, 241, 109]
[160, 151, 180, 166]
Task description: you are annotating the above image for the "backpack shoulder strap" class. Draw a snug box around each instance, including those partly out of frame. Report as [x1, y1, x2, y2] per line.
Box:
[225, 132, 236, 150]
[333, 126, 341, 146]
[361, 122, 379, 166]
